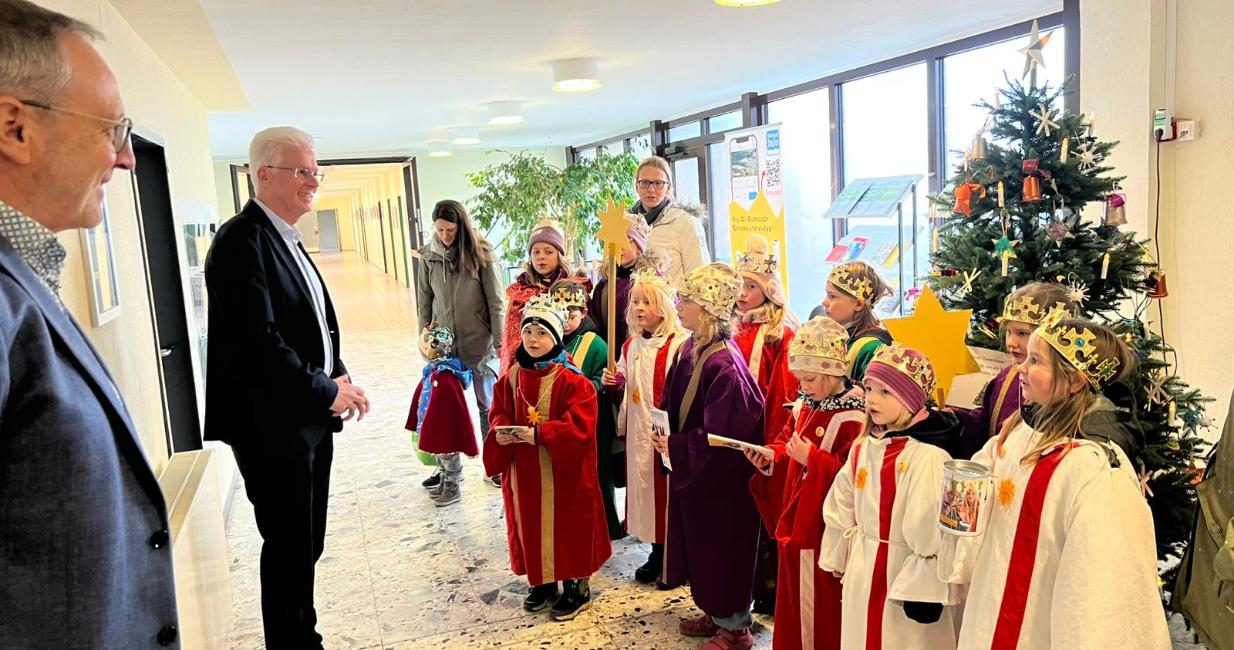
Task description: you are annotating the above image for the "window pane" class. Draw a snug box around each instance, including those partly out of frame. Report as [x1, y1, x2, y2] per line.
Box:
[841, 63, 929, 313]
[629, 134, 653, 160]
[668, 121, 701, 142]
[672, 156, 701, 205]
[767, 88, 834, 319]
[575, 147, 597, 162]
[707, 142, 731, 264]
[599, 138, 627, 155]
[708, 110, 743, 134]
[943, 28, 1067, 181]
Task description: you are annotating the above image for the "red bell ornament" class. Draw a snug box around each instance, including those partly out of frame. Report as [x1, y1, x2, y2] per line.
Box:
[1146, 269, 1169, 298]
[1022, 175, 1042, 202]
[953, 182, 987, 216]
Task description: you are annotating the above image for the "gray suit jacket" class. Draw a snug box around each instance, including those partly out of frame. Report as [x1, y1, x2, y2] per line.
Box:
[0, 240, 180, 648]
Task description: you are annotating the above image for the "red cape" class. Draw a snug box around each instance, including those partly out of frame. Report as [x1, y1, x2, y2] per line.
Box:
[734, 321, 800, 444]
[406, 370, 479, 457]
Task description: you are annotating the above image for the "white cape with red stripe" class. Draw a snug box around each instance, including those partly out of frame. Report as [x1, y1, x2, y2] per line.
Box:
[940, 421, 1170, 650]
[819, 434, 960, 650]
[617, 329, 686, 543]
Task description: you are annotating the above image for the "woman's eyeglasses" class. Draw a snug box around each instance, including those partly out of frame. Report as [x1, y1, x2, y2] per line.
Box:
[636, 180, 669, 189]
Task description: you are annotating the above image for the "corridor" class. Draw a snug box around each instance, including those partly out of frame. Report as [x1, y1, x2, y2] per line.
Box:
[222, 252, 774, 649]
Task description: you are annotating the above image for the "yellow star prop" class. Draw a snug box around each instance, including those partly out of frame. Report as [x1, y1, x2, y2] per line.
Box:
[883, 285, 980, 403]
[596, 196, 632, 253]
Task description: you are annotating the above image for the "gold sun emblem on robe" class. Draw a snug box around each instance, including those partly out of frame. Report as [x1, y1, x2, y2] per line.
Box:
[855, 467, 869, 490]
[526, 406, 543, 426]
[998, 478, 1016, 508]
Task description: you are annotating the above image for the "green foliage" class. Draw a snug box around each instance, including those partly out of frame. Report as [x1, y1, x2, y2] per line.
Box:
[465, 147, 640, 266]
[929, 76, 1211, 566]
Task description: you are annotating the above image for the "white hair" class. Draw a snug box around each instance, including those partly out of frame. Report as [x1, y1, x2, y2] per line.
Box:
[248, 126, 315, 182]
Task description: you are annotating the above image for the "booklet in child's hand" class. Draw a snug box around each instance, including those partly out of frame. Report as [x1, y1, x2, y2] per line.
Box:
[648, 408, 672, 471]
[495, 425, 534, 444]
[706, 433, 774, 460]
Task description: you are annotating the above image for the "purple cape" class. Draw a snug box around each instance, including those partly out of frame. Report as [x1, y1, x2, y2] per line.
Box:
[660, 338, 765, 616]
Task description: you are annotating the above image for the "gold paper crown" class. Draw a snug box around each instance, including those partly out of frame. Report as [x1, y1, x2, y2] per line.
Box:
[550, 280, 589, 311]
[829, 263, 874, 303]
[734, 234, 780, 277]
[679, 263, 742, 320]
[1000, 295, 1046, 325]
[630, 266, 675, 299]
[789, 317, 849, 374]
[1036, 307, 1121, 389]
[870, 343, 938, 398]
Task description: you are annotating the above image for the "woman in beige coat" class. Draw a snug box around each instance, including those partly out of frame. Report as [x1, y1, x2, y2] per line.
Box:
[629, 156, 710, 287]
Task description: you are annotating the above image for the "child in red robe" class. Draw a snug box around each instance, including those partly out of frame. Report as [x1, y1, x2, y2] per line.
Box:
[405, 324, 477, 507]
[747, 316, 865, 650]
[483, 293, 612, 622]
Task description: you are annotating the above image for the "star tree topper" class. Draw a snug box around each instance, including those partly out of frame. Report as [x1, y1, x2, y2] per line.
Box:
[1018, 19, 1053, 81]
[883, 285, 980, 403]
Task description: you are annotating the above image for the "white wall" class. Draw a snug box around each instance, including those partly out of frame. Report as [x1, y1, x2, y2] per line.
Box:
[1082, 0, 1234, 433]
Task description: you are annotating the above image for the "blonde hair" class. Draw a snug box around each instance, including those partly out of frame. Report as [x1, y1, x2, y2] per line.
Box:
[249, 126, 314, 184]
[831, 261, 892, 334]
[690, 309, 735, 362]
[740, 302, 800, 343]
[1000, 319, 1133, 465]
[636, 156, 674, 196]
[625, 279, 682, 339]
[856, 403, 915, 443]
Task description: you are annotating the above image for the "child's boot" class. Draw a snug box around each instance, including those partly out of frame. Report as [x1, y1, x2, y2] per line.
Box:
[430, 475, 461, 506]
[523, 582, 559, 613]
[550, 578, 592, 621]
[634, 543, 663, 584]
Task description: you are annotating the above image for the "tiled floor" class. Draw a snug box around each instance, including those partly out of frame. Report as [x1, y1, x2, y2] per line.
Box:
[223, 252, 766, 649]
[223, 252, 1204, 649]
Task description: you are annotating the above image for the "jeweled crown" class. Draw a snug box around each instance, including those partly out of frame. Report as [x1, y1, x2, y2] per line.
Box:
[789, 317, 849, 366]
[829, 263, 874, 303]
[1001, 295, 1045, 325]
[870, 343, 937, 397]
[679, 263, 742, 320]
[630, 267, 675, 299]
[1037, 306, 1121, 389]
[550, 280, 589, 311]
[419, 324, 454, 359]
[734, 234, 780, 276]
[523, 293, 568, 329]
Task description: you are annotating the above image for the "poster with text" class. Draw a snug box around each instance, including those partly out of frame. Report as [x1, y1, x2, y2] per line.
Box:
[726, 124, 788, 297]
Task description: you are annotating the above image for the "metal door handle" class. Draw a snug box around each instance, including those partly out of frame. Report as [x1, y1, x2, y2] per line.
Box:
[160, 346, 174, 358]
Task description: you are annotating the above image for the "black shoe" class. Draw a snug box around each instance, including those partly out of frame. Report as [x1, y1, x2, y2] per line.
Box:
[421, 469, 442, 489]
[634, 545, 663, 584]
[484, 474, 502, 488]
[550, 579, 592, 621]
[523, 583, 559, 613]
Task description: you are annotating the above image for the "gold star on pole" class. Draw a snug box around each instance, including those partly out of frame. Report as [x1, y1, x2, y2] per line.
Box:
[1019, 19, 1052, 83]
[1032, 104, 1060, 137]
[883, 286, 980, 403]
[596, 196, 632, 252]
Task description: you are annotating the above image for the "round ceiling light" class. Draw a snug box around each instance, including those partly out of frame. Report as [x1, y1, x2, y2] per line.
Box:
[451, 127, 481, 145]
[426, 141, 452, 157]
[551, 58, 602, 93]
[488, 101, 525, 125]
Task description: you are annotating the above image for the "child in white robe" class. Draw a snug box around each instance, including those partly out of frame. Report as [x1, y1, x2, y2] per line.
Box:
[820, 344, 963, 650]
[939, 311, 1170, 649]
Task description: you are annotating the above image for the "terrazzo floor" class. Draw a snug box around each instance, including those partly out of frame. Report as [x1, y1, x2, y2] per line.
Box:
[221, 252, 1205, 649]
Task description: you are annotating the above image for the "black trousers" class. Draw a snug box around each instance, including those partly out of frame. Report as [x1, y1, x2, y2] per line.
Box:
[232, 428, 333, 650]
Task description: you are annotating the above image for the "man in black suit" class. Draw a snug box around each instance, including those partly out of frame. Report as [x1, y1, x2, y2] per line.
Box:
[205, 126, 369, 649]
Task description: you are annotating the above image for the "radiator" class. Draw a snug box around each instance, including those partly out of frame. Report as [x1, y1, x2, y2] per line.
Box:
[159, 449, 233, 649]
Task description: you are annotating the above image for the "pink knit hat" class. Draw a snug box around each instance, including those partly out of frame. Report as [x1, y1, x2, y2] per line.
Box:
[864, 344, 937, 417]
[626, 214, 652, 253]
[528, 220, 566, 256]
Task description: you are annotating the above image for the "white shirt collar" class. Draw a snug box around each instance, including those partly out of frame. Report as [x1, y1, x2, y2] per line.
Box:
[253, 198, 301, 243]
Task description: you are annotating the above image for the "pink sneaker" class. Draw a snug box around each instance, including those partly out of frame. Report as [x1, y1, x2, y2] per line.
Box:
[678, 614, 720, 637]
[699, 627, 754, 650]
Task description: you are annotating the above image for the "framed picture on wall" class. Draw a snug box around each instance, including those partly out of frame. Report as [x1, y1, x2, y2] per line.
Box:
[80, 191, 122, 326]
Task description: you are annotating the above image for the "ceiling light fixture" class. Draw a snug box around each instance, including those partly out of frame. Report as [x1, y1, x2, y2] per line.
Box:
[426, 141, 452, 157]
[451, 127, 481, 145]
[551, 58, 602, 93]
[714, 0, 782, 6]
[488, 101, 526, 125]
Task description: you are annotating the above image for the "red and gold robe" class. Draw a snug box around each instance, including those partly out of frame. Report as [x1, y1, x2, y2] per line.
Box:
[734, 320, 800, 444]
[483, 359, 612, 586]
[750, 393, 865, 650]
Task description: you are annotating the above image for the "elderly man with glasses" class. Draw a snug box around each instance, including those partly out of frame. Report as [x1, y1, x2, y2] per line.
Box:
[0, 1, 180, 647]
[205, 125, 369, 649]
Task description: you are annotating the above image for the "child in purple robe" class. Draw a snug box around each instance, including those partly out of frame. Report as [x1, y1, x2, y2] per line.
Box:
[654, 263, 765, 650]
[952, 282, 1074, 459]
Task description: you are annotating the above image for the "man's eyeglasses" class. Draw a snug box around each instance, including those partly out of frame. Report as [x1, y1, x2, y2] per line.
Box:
[266, 166, 326, 183]
[636, 179, 669, 190]
[19, 99, 133, 154]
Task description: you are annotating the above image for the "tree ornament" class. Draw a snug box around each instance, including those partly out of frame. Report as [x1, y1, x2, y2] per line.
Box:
[1018, 19, 1053, 83]
[952, 181, 986, 216]
[1032, 104, 1060, 137]
[1046, 219, 1074, 247]
[1022, 175, 1042, 202]
[1104, 192, 1127, 227]
[1065, 277, 1089, 307]
[955, 268, 982, 299]
[1076, 142, 1097, 172]
[993, 235, 1018, 276]
[1146, 269, 1169, 298]
[1060, 136, 1070, 162]
[970, 134, 988, 160]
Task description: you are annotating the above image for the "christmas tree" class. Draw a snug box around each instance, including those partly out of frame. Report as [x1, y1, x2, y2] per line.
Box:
[928, 66, 1211, 569]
